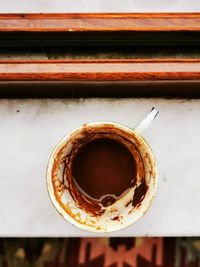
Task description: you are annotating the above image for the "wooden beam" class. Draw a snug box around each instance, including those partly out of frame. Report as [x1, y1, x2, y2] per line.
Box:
[0, 13, 200, 32]
[0, 61, 200, 81]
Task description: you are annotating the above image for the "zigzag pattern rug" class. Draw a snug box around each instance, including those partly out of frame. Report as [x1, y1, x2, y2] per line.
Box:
[0, 238, 200, 267]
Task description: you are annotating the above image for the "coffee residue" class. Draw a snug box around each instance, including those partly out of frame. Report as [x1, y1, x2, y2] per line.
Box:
[111, 215, 120, 221]
[125, 200, 132, 208]
[72, 138, 136, 206]
[63, 125, 147, 216]
[132, 179, 148, 208]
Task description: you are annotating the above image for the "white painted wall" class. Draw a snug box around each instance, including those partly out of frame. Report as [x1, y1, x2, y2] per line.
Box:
[0, 98, 199, 237]
[0, 0, 200, 13]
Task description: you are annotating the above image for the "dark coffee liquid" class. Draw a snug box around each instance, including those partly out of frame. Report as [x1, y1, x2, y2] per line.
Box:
[72, 138, 136, 207]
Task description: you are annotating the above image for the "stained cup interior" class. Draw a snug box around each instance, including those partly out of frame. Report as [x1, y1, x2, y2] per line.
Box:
[46, 122, 157, 233]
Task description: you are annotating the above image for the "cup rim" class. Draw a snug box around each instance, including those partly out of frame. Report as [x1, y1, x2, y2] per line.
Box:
[46, 121, 157, 233]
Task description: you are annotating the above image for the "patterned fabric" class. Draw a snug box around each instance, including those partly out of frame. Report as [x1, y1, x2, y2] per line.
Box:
[0, 238, 200, 267]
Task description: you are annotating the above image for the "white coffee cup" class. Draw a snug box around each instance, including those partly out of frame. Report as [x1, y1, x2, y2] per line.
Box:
[46, 108, 158, 233]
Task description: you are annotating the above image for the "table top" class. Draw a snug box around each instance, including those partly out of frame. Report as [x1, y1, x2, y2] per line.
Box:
[0, 98, 199, 237]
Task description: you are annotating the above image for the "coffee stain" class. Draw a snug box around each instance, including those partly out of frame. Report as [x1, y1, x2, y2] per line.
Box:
[111, 215, 120, 221]
[125, 200, 132, 207]
[132, 179, 148, 208]
[128, 209, 133, 215]
[110, 208, 118, 213]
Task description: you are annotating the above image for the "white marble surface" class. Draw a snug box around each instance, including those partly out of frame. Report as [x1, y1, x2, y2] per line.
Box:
[0, 0, 200, 13]
[0, 98, 199, 237]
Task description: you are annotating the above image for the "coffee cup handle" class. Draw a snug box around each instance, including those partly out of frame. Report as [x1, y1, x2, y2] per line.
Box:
[134, 107, 159, 134]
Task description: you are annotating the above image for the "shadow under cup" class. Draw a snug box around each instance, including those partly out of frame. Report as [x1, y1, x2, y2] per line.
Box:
[47, 122, 157, 233]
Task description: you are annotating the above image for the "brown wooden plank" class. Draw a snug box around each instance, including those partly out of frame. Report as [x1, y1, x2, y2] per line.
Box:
[0, 13, 200, 32]
[0, 61, 200, 81]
